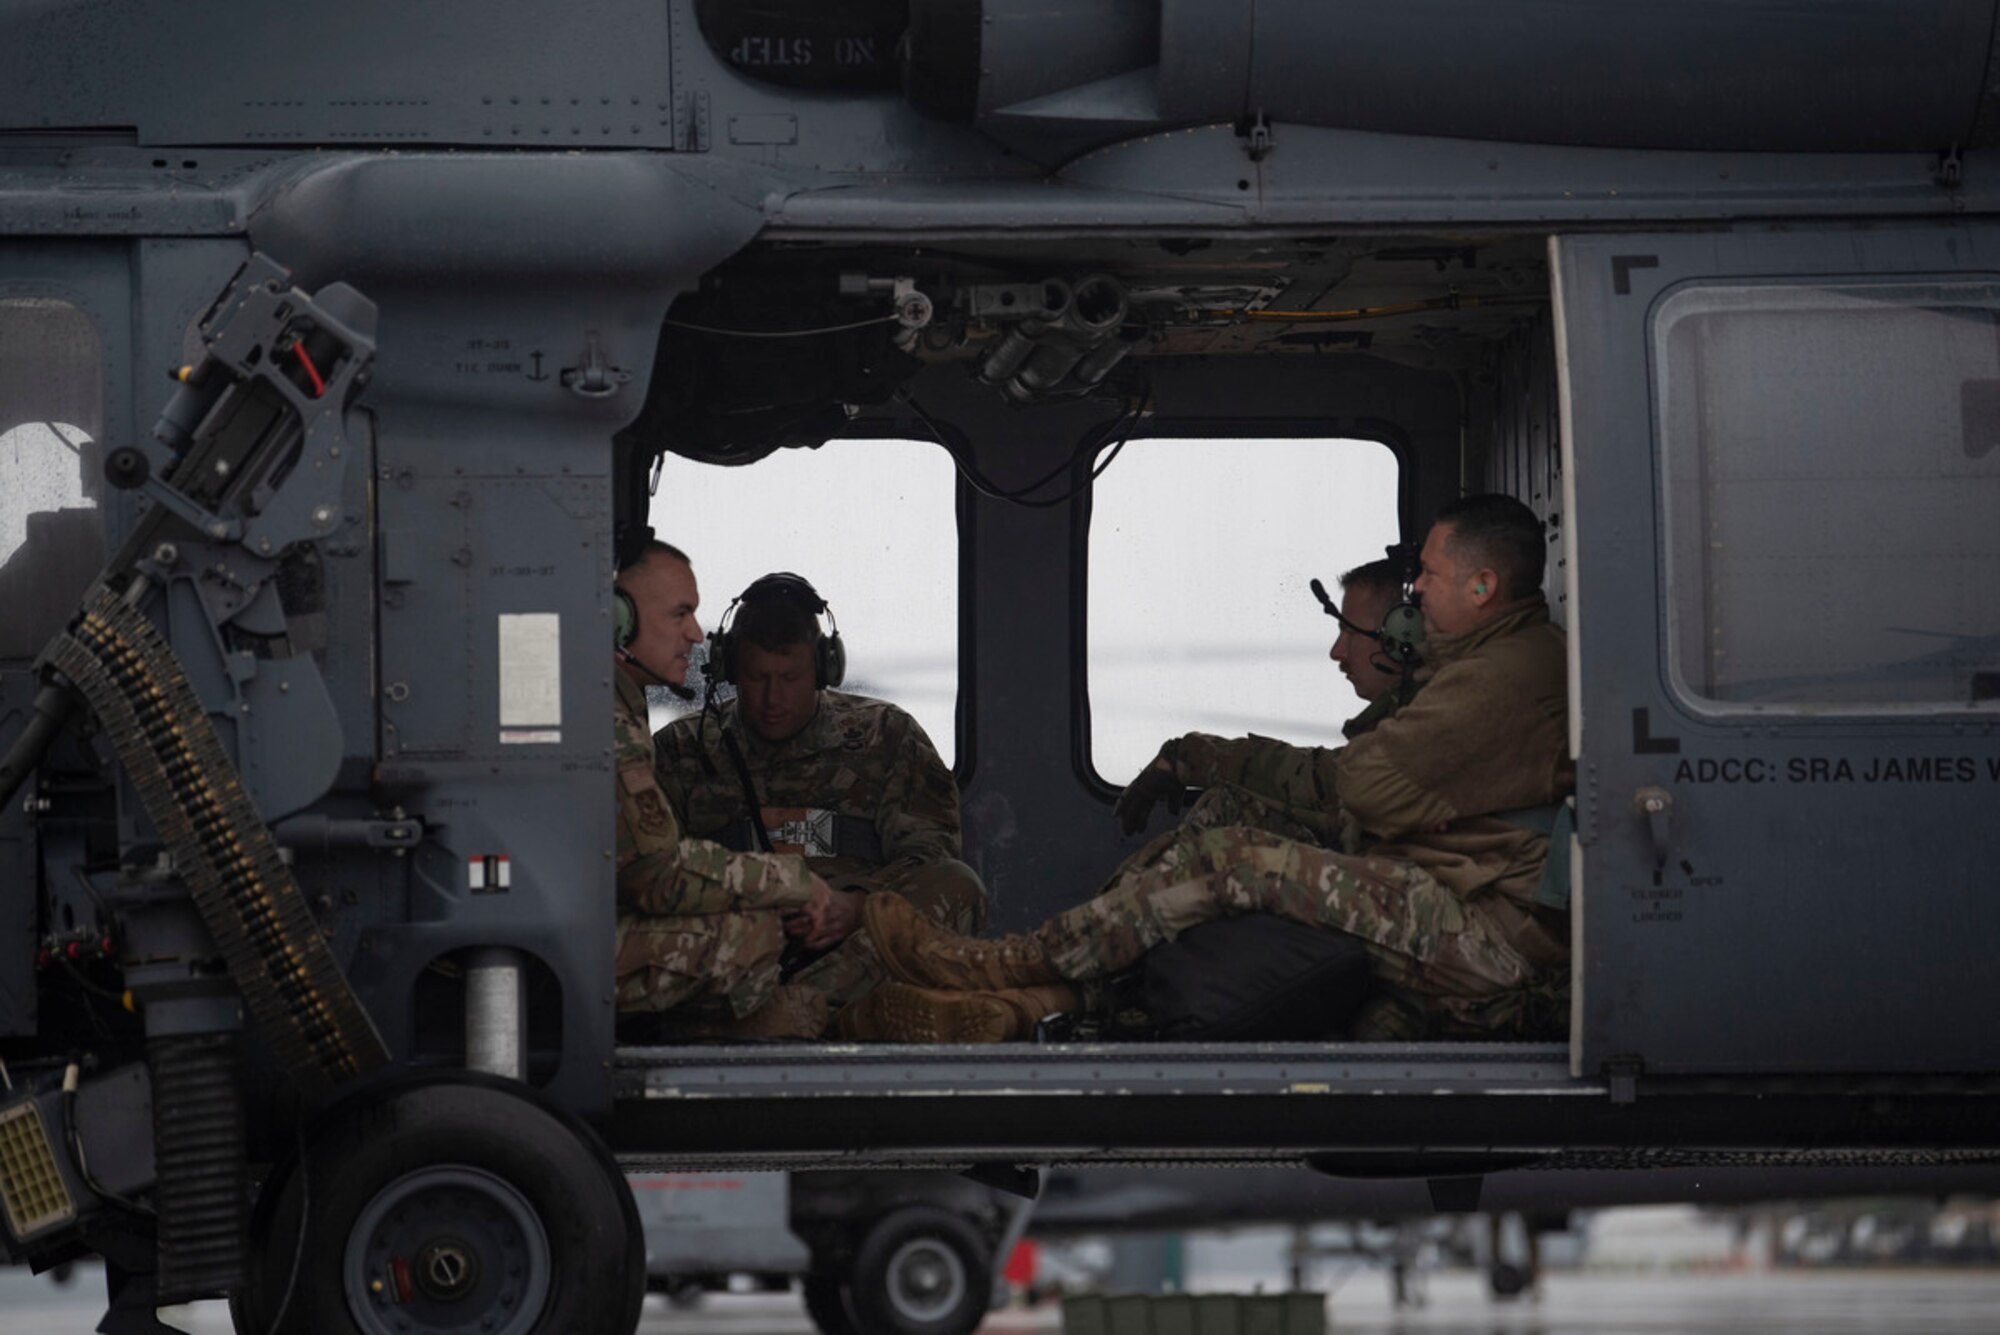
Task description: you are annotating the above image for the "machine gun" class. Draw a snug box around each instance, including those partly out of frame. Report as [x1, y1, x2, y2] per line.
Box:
[0, 254, 389, 1311]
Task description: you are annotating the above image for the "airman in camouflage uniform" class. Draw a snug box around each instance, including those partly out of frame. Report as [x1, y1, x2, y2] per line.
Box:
[864, 498, 1573, 1040]
[614, 668, 815, 1016]
[1111, 555, 1422, 851]
[658, 689, 986, 1007]
[655, 573, 988, 1012]
[1075, 561, 1436, 1038]
[612, 543, 832, 1035]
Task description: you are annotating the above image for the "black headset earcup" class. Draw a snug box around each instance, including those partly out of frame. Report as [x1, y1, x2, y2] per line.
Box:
[819, 632, 846, 690]
[613, 589, 637, 650]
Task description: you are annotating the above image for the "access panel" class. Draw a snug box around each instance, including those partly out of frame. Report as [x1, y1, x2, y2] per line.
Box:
[1554, 226, 2000, 1075]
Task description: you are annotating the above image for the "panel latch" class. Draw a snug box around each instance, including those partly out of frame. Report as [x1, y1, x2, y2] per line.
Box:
[1631, 785, 1672, 871]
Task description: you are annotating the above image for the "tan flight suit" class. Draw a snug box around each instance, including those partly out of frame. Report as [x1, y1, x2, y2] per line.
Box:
[1033, 600, 1572, 1036]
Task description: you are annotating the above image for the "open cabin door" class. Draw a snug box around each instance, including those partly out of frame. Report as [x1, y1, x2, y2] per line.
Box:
[1553, 227, 2000, 1077]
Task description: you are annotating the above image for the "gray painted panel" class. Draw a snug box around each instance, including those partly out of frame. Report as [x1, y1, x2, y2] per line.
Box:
[1156, 0, 1251, 123]
[631, 1172, 812, 1273]
[981, 0, 1159, 117]
[3, 135, 1995, 255]
[235, 652, 343, 822]
[1474, 308, 1568, 627]
[766, 128, 1998, 234]
[377, 448, 611, 765]
[1557, 225, 2000, 1075]
[0, 672, 37, 1037]
[0, 1, 678, 148]
[1251, 0, 1992, 153]
[247, 154, 771, 291]
[379, 471, 473, 757]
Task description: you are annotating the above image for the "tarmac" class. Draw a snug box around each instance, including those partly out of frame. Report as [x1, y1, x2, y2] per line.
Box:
[7, 1267, 2000, 1333]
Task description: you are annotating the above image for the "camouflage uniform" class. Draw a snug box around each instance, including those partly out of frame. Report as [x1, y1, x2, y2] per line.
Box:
[1035, 602, 1570, 1036]
[1159, 673, 1421, 848]
[613, 670, 813, 1016]
[657, 691, 987, 1009]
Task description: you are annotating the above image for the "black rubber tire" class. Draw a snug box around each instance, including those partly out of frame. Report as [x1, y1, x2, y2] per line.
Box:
[234, 1075, 644, 1335]
[1489, 1261, 1529, 1299]
[846, 1206, 992, 1335]
[802, 1272, 864, 1335]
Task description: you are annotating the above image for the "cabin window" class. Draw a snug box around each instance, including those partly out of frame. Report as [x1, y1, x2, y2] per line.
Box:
[648, 438, 961, 763]
[1086, 436, 1401, 782]
[1656, 282, 2000, 711]
[0, 297, 103, 661]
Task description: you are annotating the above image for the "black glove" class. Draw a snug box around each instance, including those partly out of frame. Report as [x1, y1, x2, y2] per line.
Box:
[1114, 760, 1187, 837]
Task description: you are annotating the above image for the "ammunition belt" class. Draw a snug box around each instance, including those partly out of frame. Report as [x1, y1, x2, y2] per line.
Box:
[49, 588, 386, 1097]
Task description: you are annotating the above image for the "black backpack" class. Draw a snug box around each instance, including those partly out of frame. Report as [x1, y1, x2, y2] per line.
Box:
[1134, 913, 1374, 1041]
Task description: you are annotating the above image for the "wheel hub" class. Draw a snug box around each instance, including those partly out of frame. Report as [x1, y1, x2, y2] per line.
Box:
[343, 1166, 552, 1335]
[885, 1237, 968, 1323]
[413, 1237, 479, 1301]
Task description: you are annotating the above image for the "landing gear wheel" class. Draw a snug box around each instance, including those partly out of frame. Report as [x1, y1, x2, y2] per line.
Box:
[233, 1075, 644, 1335]
[846, 1206, 992, 1335]
[1488, 1261, 1531, 1299]
[802, 1272, 863, 1335]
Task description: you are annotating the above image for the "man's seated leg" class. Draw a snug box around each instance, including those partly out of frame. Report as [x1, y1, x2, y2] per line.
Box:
[1093, 789, 1334, 910]
[868, 824, 1547, 1038]
[615, 910, 825, 1038]
[783, 859, 989, 1013]
[1177, 783, 1338, 847]
[832, 981, 1078, 1043]
[867, 857, 988, 935]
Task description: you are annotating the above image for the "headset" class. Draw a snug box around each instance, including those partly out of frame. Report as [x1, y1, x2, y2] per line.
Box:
[708, 572, 846, 690]
[612, 518, 658, 651]
[1309, 542, 1426, 671]
[612, 587, 638, 651]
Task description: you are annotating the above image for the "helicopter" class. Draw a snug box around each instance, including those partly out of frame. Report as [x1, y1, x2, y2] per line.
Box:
[2, 2, 1998, 1332]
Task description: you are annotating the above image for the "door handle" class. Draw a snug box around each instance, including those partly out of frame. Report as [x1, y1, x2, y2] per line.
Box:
[1632, 786, 1672, 870]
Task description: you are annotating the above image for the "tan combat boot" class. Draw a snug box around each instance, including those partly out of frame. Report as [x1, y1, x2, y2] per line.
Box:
[863, 891, 1060, 990]
[832, 982, 1078, 1044]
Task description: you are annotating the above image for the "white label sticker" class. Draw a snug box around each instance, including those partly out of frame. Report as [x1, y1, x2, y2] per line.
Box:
[498, 612, 562, 738]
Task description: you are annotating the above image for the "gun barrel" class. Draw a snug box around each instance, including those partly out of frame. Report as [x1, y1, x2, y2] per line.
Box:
[0, 682, 81, 813]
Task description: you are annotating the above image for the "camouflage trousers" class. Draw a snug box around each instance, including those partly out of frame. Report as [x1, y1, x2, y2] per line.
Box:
[615, 857, 987, 1017]
[614, 907, 786, 1018]
[1038, 820, 1543, 1034]
[1175, 783, 1342, 848]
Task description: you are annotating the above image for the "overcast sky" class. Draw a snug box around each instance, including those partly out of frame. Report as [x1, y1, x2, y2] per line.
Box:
[649, 436, 1399, 776]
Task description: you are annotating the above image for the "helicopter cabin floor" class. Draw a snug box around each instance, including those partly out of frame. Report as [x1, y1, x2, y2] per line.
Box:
[604, 1041, 2000, 1174]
